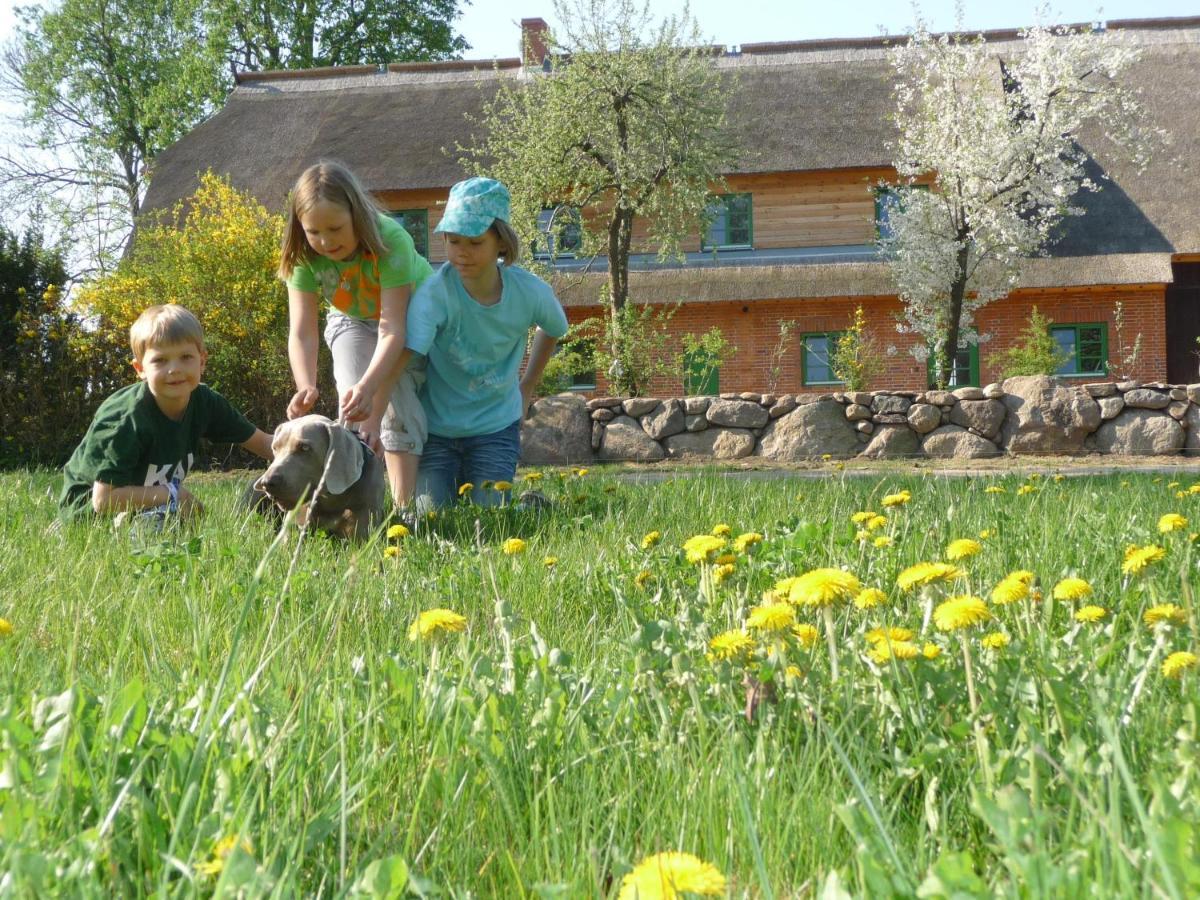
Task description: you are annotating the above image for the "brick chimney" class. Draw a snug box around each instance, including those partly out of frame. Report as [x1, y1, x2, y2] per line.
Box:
[521, 17, 550, 69]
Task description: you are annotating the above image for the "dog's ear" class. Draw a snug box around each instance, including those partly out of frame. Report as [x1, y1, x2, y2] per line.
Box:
[322, 422, 364, 495]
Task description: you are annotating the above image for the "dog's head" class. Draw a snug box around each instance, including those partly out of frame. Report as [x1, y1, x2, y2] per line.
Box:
[254, 415, 364, 509]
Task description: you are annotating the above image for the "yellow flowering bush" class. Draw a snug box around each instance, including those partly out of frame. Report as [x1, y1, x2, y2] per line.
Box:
[74, 173, 294, 430]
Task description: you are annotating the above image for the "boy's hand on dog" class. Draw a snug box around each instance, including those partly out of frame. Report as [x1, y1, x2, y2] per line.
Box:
[357, 416, 384, 457]
[288, 387, 319, 420]
[177, 485, 203, 518]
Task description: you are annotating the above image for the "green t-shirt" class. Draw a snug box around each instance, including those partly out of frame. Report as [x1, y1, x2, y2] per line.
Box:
[286, 213, 433, 320]
[58, 381, 255, 518]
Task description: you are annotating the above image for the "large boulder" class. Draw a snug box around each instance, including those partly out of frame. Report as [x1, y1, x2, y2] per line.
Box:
[907, 403, 942, 434]
[922, 425, 1001, 459]
[756, 399, 860, 460]
[640, 399, 686, 440]
[1090, 409, 1185, 455]
[1121, 388, 1170, 410]
[664, 428, 756, 459]
[521, 394, 594, 464]
[706, 398, 769, 429]
[1187, 404, 1200, 454]
[597, 415, 665, 461]
[949, 399, 1006, 440]
[861, 425, 921, 459]
[999, 376, 1101, 454]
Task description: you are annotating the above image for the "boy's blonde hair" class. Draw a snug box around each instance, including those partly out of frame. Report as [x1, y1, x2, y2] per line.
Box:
[130, 305, 205, 359]
[492, 220, 521, 266]
[278, 160, 389, 279]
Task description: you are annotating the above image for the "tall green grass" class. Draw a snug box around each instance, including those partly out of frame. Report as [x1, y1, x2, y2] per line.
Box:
[1, 467, 1198, 896]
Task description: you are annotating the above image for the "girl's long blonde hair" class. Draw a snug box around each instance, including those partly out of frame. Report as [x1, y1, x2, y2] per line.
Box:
[278, 160, 388, 279]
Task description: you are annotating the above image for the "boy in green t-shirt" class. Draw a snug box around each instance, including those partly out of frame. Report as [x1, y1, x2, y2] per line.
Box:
[59, 305, 275, 521]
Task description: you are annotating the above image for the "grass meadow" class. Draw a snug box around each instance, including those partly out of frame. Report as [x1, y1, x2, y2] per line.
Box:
[1, 465, 1199, 897]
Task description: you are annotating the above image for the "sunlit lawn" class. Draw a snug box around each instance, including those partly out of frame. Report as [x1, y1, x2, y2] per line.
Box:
[1, 466, 1198, 897]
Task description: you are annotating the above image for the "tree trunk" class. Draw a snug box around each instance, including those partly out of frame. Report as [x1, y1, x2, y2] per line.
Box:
[606, 205, 635, 393]
[940, 232, 971, 388]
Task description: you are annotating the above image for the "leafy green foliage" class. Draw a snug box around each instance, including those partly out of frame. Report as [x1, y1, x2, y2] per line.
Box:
[207, 0, 468, 71]
[992, 306, 1071, 379]
[680, 327, 736, 395]
[830, 305, 885, 392]
[575, 297, 682, 396]
[0, 224, 127, 467]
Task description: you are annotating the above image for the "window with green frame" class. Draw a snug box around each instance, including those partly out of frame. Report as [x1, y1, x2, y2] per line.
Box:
[801, 332, 842, 386]
[387, 209, 429, 259]
[1051, 323, 1108, 376]
[702, 193, 752, 251]
[567, 338, 596, 390]
[533, 206, 583, 260]
[683, 347, 720, 395]
[875, 185, 929, 241]
[926, 345, 980, 388]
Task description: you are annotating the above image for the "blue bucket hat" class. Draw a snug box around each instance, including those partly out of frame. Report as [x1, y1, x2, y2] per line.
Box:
[435, 177, 511, 238]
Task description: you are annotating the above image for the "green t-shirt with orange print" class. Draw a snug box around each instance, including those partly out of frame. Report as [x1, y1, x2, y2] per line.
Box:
[287, 213, 433, 320]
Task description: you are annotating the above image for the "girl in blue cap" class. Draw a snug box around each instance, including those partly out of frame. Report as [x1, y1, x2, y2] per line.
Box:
[356, 176, 568, 510]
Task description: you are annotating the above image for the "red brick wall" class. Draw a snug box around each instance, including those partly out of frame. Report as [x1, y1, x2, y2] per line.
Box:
[562, 285, 1167, 396]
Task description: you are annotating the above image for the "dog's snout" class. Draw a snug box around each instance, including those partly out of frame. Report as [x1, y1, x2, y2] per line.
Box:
[257, 471, 282, 494]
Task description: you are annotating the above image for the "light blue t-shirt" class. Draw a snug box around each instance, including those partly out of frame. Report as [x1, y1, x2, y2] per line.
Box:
[407, 262, 569, 438]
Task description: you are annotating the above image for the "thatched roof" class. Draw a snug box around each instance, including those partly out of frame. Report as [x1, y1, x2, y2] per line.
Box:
[141, 17, 1200, 297]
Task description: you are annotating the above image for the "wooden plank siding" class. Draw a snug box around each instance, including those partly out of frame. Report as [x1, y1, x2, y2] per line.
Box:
[374, 168, 901, 263]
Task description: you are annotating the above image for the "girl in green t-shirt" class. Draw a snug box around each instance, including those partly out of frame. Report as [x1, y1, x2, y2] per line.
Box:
[278, 160, 433, 508]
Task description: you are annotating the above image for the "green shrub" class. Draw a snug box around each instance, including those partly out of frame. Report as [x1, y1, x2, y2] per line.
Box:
[992, 306, 1070, 379]
[830, 305, 884, 392]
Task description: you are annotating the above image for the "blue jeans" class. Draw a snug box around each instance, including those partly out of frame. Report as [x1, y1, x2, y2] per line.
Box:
[414, 420, 522, 511]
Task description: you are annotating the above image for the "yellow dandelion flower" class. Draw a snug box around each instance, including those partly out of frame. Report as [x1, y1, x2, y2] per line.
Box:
[1168, 481, 1181, 489]
[523, 472, 544, 482]
[933, 595, 991, 632]
[1163, 651, 1199, 678]
[1052, 578, 1093, 601]
[984, 485, 1006, 494]
[785, 665, 803, 679]
[387, 524, 410, 539]
[492, 480, 513, 492]
[1178, 490, 1189, 499]
[196, 835, 254, 878]
[709, 629, 755, 660]
[733, 532, 763, 553]
[991, 571, 1035, 605]
[383, 546, 400, 559]
[922, 643, 942, 659]
[747, 602, 796, 632]
[573, 467, 589, 476]
[1075, 605, 1107, 623]
[683, 534, 726, 565]
[981, 631, 1010, 650]
[711, 523, 732, 537]
[1017, 484, 1037, 496]
[502, 538, 527, 555]
[855, 529, 871, 543]
[1123, 544, 1166, 575]
[543, 556, 558, 568]
[1053, 474, 1065, 483]
[1145, 604, 1187, 627]
[854, 587, 888, 609]
[978, 529, 995, 540]
[635, 570, 653, 588]
[1189, 484, 1200, 495]
[897, 562, 964, 592]
[866, 626, 915, 644]
[1158, 513, 1188, 533]
[786, 568, 862, 607]
[408, 609, 467, 641]
[873, 535, 894, 548]
[792, 623, 820, 648]
[869, 640, 920, 663]
[618, 851, 726, 900]
[0, 617, 13, 637]
[821, 453, 833, 461]
[713, 563, 736, 583]
[866, 514, 888, 532]
[714, 553, 737, 566]
[641, 531, 662, 549]
[773, 576, 802, 595]
[851, 510, 877, 524]
[946, 538, 982, 561]
[457, 482, 475, 497]
[882, 490, 912, 507]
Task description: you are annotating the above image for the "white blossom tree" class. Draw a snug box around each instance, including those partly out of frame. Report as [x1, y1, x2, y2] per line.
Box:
[882, 9, 1159, 386]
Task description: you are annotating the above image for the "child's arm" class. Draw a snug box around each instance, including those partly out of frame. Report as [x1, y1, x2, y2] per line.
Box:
[287, 288, 322, 419]
[92, 482, 202, 517]
[519, 328, 559, 416]
[340, 285, 411, 423]
[240, 428, 275, 461]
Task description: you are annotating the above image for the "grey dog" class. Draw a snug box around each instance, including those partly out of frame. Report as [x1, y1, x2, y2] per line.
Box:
[250, 415, 385, 540]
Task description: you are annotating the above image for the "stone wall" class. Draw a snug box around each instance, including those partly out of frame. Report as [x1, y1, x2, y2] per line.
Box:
[519, 376, 1200, 464]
